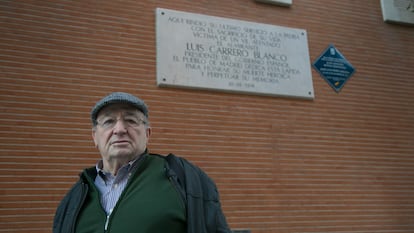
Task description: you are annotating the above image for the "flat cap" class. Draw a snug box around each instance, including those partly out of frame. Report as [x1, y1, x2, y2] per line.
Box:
[91, 92, 149, 125]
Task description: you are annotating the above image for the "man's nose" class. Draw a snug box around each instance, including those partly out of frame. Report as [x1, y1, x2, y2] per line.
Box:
[112, 119, 128, 133]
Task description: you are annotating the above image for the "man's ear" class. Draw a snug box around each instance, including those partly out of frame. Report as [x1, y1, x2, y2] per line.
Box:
[92, 127, 98, 147]
[146, 127, 152, 138]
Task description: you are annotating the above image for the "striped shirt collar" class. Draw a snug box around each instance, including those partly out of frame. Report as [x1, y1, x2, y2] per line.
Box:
[95, 151, 147, 180]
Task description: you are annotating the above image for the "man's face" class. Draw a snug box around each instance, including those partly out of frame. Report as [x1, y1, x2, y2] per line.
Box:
[92, 103, 151, 164]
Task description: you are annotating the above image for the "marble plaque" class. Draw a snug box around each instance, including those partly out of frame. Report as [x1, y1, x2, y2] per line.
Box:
[381, 0, 414, 25]
[255, 0, 292, 7]
[156, 8, 314, 99]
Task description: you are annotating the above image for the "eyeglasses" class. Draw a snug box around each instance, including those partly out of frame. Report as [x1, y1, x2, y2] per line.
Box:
[96, 116, 147, 130]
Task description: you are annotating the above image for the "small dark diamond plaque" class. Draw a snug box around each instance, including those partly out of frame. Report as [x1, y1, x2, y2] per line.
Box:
[313, 44, 355, 92]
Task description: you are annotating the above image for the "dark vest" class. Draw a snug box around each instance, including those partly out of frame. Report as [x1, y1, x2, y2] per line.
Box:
[75, 155, 186, 233]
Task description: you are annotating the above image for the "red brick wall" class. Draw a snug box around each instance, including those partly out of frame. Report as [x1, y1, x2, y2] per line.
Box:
[1, 0, 413, 232]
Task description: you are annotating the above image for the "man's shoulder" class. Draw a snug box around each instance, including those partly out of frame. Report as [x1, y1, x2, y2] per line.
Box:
[150, 153, 201, 173]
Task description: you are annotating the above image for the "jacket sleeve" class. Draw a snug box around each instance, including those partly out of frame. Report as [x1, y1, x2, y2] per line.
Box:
[199, 168, 231, 233]
[53, 180, 88, 233]
[215, 203, 231, 233]
[179, 157, 231, 233]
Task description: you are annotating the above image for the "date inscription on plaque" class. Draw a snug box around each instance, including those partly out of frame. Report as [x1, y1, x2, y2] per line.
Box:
[156, 8, 314, 99]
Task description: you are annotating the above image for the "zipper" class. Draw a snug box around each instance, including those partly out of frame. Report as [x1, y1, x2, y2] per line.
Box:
[104, 214, 110, 232]
[103, 156, 148, 233]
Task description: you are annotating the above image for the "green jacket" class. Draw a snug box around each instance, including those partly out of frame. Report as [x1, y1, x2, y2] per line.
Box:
[53, 153, 230, 233]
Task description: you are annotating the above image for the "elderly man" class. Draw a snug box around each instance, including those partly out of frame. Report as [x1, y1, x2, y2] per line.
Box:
[53, 92, 230, 233]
